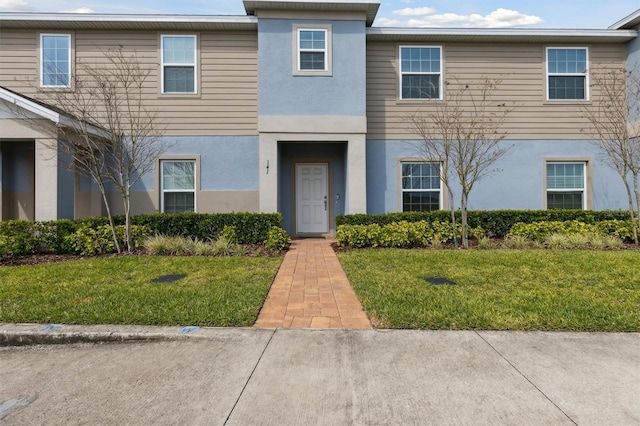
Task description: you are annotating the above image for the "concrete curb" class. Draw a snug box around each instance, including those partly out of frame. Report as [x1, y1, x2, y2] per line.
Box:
[0, 323, 270, 346]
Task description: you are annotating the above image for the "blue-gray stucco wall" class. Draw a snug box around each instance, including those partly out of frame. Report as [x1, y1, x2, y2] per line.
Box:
[258, 18, 366, 117]
[57, 149, 75, 219]
[366, 139, 629, 213]
[135, 136, 259, 192]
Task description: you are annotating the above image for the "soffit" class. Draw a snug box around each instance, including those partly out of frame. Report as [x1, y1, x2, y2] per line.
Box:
[366, 28, 638, 43]
[0, 13, 258, 31]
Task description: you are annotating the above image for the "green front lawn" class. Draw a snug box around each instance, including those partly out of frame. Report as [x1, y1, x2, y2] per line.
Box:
[0, 256, 282, 327]
[338, 249, 640, 331]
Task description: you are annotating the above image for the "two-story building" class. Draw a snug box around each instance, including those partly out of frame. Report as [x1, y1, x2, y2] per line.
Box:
[1, 0, 640, 236]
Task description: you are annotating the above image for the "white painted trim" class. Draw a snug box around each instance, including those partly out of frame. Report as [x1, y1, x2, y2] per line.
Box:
[545, 47, 589, 102]
[398, 45, 443, 101]
[40, 33, 71, 88]
[160, 34, 198, 95]
[0, 87, 60, 122]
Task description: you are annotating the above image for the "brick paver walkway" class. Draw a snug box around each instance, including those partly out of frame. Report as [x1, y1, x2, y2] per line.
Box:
[254, 238, 372, 329]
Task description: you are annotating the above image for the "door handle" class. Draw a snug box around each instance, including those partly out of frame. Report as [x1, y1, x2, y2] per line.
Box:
[324, 195, 327, 211]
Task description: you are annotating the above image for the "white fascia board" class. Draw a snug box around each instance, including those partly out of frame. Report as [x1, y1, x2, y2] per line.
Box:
[609, 9, 640, 29]
[0, 87, 60, 123]
[0, 87, 109, 138]
[367, 27, 638, 42]
[0, 12, 257, 24]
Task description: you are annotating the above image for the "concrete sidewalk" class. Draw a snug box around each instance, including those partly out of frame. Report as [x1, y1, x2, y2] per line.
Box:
[1, 325, 639, 425]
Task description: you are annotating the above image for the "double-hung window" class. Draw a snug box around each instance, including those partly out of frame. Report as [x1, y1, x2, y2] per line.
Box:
[41, 34, 71, 88]
[161, 160, 196, 213]
[400, 46, 442, 100]
[547, 48, 588, 101]
[401, 162, 442, 211]
[294, 25, 332, 75]
[546, 162, 586, 209]
[298, 29, 327, 71]
[161, 35, 197, 94]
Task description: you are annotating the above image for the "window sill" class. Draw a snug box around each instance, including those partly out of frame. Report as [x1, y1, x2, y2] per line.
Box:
[543, 100, 591, 106]
[159, 92, 201, 99]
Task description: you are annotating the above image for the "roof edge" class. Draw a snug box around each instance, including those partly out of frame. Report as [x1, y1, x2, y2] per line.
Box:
[609, 9, 640, 29]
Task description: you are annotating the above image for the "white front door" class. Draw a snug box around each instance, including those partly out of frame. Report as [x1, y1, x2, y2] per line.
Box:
[296, 163, 329, 234]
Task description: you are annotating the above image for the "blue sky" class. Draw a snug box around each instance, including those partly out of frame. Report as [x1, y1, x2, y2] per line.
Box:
[1, 0, 640, 29]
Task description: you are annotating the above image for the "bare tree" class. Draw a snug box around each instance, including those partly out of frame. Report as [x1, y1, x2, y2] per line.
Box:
[410, 77, 512, 248]
[13, 48, 166, 251]
[581, 66, 640, 244]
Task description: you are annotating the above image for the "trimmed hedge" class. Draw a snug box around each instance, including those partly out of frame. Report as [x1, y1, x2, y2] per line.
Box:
[336, 210, 630, 238]
[75, 212, 282, 244]
[0, 212, 283, 257]
[336, 221, 485, 248]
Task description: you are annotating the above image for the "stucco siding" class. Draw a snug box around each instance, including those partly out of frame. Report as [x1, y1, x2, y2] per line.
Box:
[366, 138, 629, 213]
[366, 42, 626, 140]
[258, 19, 366, 117]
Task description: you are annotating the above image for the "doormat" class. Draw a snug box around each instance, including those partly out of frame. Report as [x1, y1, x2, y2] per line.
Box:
[424, 277, 457, 286]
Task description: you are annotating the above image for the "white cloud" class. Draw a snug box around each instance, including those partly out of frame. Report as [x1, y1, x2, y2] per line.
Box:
[0, 0, 33, 10]
[393, 7, 435, 17]
[61, 6, 94, 13]
[380, 7, 543, 28]
[376, 17, 403, 26]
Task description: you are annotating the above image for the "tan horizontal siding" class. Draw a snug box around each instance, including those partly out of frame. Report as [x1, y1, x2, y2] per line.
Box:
[0, 29, 258, 136]
[367, 42, 626, 140]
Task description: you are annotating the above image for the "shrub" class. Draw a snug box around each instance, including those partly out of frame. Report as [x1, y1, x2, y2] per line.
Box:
[508, 221, 602, 242]
[264, 227, 290, 251]
[66, 224, 151, 255]
[130, 212, 282, 244]
[0, 220, 37, 256]
[337, 210, 630, 238]
[595, 220, 635, 242]
[34, 219, 77, 254]
[543, 233, 624, 250]
[335, 221, 483, 248]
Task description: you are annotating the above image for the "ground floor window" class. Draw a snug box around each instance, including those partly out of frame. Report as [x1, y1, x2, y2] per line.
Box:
[401, 162, 441, 211]
[546, 162, 586, 209]
[161, 160, 195, 213]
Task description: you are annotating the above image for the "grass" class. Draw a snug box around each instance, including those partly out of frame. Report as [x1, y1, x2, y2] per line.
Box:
[0, 256, 282, 327]
[337, 249, 640, 331]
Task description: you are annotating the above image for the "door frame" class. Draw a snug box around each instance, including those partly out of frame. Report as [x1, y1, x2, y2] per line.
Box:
[291, 158, 333, 236]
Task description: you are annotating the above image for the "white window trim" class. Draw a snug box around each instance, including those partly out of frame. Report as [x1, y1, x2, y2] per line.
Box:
[40, 33, 71, 88]
[400, 161, 444, 212]
[161, 34, 198, 95]
[292, 24, 332, 77]
[545, 47, 589, 101]
[160, 159, 197, 213]
[399, 45, 443, 101]
[545, 161, 587, 210]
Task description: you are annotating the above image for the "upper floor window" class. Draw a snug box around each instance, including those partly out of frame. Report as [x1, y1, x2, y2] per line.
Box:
[546, 162, 586, 209]
[299, 29, 326, 71]
[401, 162, 442, 211]
[41, 34, 71, 88]
[400, 46, 442, 100]
[293, 25, 332, 76]
[547, 48, 588, 101]
[161, 35, 197, 94]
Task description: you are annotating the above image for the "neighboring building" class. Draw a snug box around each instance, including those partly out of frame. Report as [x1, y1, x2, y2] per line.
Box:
[0, 0, 639, 236]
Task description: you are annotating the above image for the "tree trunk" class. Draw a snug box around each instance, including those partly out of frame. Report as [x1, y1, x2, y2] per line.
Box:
[460, 191, 469, 249]
[623, 175, 638, 245]
[97, 180, 121, 253]
[448, 187, 458, 247]
[124, 185, 132, 252]
[633, 173, 640, 246]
